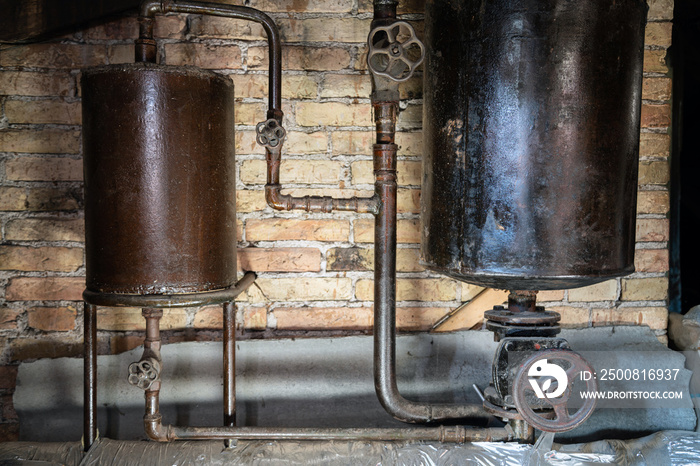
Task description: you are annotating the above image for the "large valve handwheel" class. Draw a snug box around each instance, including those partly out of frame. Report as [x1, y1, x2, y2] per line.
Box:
[512, 349, 597, 433]
[367, 21, 425, 82]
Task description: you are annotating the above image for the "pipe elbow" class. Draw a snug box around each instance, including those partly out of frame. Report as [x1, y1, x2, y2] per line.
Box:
[139, 0, 162, 17]
[144, 415, 170, 442]
[265, 185, 289, 211]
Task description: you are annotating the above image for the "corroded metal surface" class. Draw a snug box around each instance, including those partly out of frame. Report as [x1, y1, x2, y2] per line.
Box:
[82, 63, 236, 294]
[421, 0, 647, 290]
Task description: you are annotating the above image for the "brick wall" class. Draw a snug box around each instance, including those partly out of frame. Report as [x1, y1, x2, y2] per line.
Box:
[0, 0, 673, 439]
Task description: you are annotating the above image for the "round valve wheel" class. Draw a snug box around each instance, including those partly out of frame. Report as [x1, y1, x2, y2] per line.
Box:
[368, 21, 425, 82]
[256, 119, 286, 149]
[512, 349, 597, 432]
[128, 359, 161, 390]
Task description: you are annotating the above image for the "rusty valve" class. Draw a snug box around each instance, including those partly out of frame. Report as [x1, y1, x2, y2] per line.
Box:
[256, 119, 286, 149]
[128, 358, 161, 391]
[512, 349, 597, 433]
[367, 21, 425, 82]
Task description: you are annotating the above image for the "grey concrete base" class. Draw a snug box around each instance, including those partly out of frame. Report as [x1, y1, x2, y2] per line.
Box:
[14, 326, 696, 443]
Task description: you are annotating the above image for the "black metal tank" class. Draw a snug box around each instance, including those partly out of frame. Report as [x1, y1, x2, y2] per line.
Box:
[82, 63, 236, 295]
[421, 0, 647, 290]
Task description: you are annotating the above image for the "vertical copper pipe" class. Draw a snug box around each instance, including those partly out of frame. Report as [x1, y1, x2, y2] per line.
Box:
[83, 302, 97, 450]
[223, 302, 236, 448]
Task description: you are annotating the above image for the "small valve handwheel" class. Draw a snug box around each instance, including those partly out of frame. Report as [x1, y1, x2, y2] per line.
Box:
[128, 359, 161, 391]
[512, 349, 597, 433]
[256, 119, 286, 149]
[367, 21, 425, 82]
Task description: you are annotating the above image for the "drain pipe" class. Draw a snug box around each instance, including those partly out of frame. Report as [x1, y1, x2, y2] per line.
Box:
[368, 0, 489, 423]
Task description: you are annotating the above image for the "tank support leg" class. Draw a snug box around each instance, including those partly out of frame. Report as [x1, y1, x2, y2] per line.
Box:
[84, 302, 98, 451]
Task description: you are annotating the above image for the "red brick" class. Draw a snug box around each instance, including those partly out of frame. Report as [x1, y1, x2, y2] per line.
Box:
[0, 43, 109, 68]
[642, 77, 672, 101]
[637, 191, 669, 215]
[5, 277, 84, 301]
[639, 133, 670, 158]
[0, 187, 83, 211]
[635, 218, 669, 242]
[279, 18, 371, 43]
[164, 43, 242, 69]
[274, 307, 372, 330]
[238, 247, 321, 272]
[645, 22, 672, 47]
[354, 218, 420, 243]
[110, 335, 144, 354]
[231, 0, 353, 12]
[1, 394, 18, 421]
[189, 16, 266, 40]
[634, 249, 669, 273]
[247, 218, 350, 242]
[397, 307, 450, 331]
[0, 422, 19, 442]
[83, 16, 139, 40]
[5, 100, 81, 125]
[641, 104, 671, 128]
[648, 0, 673, 20]
[0, 246, 83, 272]
[10, 338, 81, 361]
[27, 306, 77, 331]
[244, 307, 267, 330]
[592, 306, 667, 330]
[193, 305, 223, 329]
[6, 156, 82, 182]
[0, 71, 73, 96]
[0, 130, 80, 154]
[154, 15, 187, 38]
[248, 46, 351, 71]
[5, 217, 84, 242]
[0, 367, 18, 390]
[644, 49, 668, 74]
[0, 309, 20, 330]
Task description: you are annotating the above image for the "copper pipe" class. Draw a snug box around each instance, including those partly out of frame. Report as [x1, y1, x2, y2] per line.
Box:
[265, 145, 379, 214]
[137, 0, 282, 114]
[83, 302, 97, 451]
[223, 302, 236, 449]
[370, 68, 488, 423]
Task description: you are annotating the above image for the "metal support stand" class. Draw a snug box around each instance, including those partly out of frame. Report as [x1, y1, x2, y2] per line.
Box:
[83, 302, 97, 451]
[223, 302, 236, 448]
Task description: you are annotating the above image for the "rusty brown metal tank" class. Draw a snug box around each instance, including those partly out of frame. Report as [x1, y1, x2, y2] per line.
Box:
[421, 0, 647, 290]
[82, 63, 236, 295]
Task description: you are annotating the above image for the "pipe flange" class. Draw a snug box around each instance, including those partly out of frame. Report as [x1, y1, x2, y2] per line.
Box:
[367, 21, 424, 82]
[256, 119, 286, 149]
[513, 349, 597, 433]
[128, 358, 161, 390]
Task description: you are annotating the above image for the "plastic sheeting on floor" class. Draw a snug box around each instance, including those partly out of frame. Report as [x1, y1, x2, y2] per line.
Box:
[2, 431, 700, 465]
